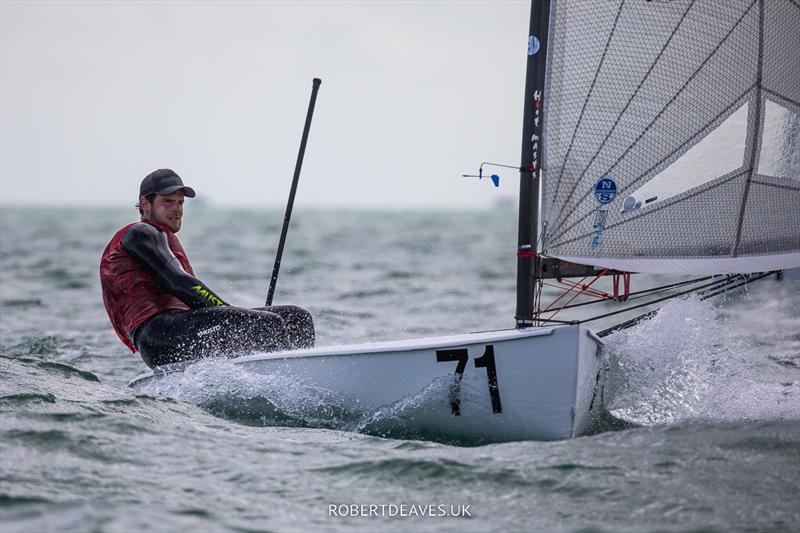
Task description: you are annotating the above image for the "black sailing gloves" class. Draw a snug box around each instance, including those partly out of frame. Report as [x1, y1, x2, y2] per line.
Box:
[122, 223, 229, 308]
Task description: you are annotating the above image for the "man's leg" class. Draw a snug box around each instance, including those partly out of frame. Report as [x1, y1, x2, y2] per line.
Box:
[135, 307, 290, 368]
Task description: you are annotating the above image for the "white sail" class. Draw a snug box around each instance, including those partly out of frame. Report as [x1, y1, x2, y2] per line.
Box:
[539, 0, 800, 274]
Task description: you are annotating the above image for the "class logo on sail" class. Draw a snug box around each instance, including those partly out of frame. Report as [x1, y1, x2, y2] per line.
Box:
[528, 35, 540, 56]
[594, 177, 617, 204]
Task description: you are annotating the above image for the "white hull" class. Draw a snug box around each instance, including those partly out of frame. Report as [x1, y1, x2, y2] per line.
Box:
[128, 324, 606, 442]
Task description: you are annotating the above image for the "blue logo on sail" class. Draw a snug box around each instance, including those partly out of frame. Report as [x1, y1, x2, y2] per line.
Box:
[594, 178, 617, 204]
[528, 36, 540, 55]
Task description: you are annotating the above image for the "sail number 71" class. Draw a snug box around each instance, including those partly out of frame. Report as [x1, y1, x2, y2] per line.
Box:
[435, 345, 503, 416]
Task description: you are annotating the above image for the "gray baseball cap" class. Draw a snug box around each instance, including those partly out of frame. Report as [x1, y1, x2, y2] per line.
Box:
[139, 169, 196, 198]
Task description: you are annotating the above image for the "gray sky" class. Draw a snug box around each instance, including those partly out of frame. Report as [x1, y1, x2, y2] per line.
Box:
[1, 0, 528, 209]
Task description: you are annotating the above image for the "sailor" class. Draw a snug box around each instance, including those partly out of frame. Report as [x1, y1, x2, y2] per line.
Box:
[100, 168, 314, 368]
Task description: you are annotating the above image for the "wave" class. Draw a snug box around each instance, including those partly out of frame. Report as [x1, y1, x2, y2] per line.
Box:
[602, 294, 800, 427]
[0, 392, 56, 404]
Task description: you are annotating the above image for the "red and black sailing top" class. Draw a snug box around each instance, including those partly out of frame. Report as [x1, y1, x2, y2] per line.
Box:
[100, 220, 227, 352]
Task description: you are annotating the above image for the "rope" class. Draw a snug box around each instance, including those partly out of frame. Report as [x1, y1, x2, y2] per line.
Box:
[539, 270, 609, 323]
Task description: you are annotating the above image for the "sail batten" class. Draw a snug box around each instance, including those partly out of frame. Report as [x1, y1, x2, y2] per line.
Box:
[732, 0, 765, 258]
[540, 0, 799, 274]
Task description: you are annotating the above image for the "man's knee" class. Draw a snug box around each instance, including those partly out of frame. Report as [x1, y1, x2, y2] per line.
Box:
[275, 305, 315, 348]
[257, 305, 313, 328]
[283, 305, 313, 324]
[250, 305, 314, 349]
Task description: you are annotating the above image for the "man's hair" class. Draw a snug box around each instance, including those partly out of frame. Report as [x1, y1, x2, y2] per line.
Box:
[136, 194, 157, 216]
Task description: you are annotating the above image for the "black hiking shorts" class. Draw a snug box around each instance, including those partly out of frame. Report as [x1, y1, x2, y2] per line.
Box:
[133, 305, 315, 368]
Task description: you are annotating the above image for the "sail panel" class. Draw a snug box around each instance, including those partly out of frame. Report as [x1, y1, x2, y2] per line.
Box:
[763, 0, 800, 103]
[737, 177, 800, 256]
[540, 0, 800, 274]
[623, 102, 749, 211]
[549, 169, 748, 258]
[758, 99, 800, 180]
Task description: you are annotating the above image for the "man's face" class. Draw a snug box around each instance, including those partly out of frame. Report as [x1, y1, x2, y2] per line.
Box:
[141, 190, 185, 233]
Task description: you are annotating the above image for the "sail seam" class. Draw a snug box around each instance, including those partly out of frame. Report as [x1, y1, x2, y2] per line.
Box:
[732, 0, 765, 258]
[548, 0, 627, 210]
[551, 85, 755, 244]
[551, 0, 759, 235]
[750, 179, 800, 191]
[762, 87, 800, 109]
[549, 169, 748, 248]
[553, 0, 697, 228]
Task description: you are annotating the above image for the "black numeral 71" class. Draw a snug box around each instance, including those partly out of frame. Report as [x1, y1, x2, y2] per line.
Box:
[436, 345, 503, 416]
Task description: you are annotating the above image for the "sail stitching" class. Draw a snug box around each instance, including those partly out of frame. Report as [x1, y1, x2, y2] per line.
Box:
[551, 0, 696, 229]
[549, 169, 749, 248]
[732, 0, 765, 258]
[550, 0, 758, 237]
[550, 85, 755, 244]
[548, 0, 627, 209]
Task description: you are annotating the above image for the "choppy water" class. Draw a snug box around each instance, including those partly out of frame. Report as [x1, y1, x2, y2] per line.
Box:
[1, 206, 798, 532]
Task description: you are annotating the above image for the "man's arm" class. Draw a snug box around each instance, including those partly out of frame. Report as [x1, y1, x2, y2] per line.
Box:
[121, 223, 229, 308]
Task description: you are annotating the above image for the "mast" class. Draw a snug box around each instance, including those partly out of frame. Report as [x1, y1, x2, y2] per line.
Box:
[516, 0, 550, 328]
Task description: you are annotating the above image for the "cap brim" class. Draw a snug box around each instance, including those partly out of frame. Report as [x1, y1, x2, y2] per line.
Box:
[155, 185, 196, 198]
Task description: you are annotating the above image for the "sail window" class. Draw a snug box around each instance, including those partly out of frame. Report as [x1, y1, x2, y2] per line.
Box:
[621, 102, 749, 213]
[757, 99, 800, 181]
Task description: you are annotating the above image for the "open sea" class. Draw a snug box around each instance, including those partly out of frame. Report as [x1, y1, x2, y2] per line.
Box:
[1, 205, 798, 532]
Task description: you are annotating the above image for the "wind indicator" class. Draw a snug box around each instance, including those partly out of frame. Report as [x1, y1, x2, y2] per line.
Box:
[462, 161, 525, 189]
[462, 170, 500, 187]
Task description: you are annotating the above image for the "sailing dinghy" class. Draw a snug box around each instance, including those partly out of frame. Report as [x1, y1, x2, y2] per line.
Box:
[129, 0, 800, 443]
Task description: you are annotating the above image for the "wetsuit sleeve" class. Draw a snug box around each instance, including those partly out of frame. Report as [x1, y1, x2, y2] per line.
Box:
[121, 223, 229, 308]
